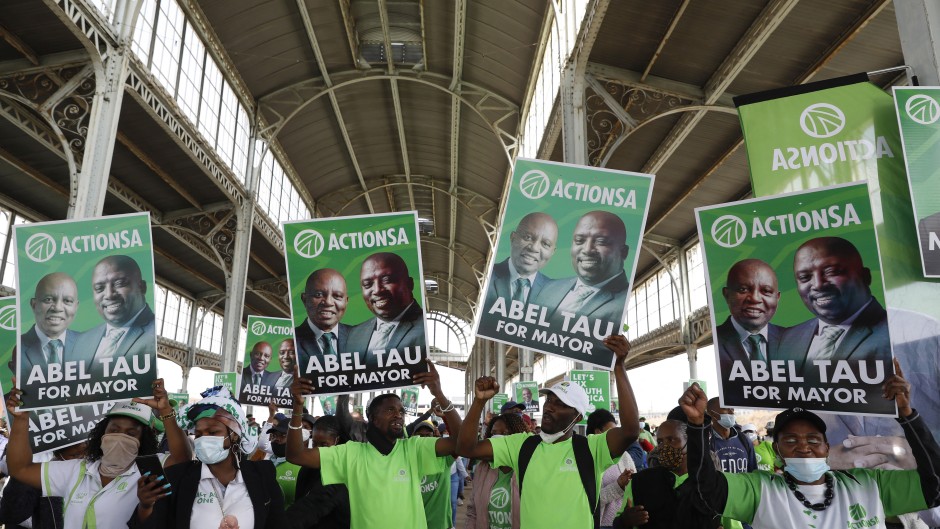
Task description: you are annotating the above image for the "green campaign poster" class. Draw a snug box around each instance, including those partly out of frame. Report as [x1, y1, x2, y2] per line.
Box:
[491, 393, 509, 414]
[570, 370, 609, 424]
[240, 315, 294, 407]
[685, 379, 708, 395]
[14, 213, 157, 410]
[696, 183, 895, 416]
[214, 372, 237, 395]
[168, 392, 189, 407]
[319, 395, 337, 416]
[283, 211, 428, 395]
[475, 158, 654, 369]
[513, 381, 539, 413]
[400, 386, 419, 415]
[893, 87, 940, 277]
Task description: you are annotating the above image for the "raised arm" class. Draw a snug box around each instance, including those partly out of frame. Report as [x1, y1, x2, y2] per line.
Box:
[602, 335, 640, 458]
[680, 383, 731, 519]
[286, 366, 320, 468]
[455, 377, 498, 462]
[887, 359, 940, 508]
[413, 360, 463, 456]
[134, 378, 192, 466]
[5, 388, 41, 489]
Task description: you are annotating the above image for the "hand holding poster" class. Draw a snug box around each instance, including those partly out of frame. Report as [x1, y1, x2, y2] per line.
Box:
[283, 212, 429, 395]
[14, 213, 157, 410]
[475, 158, 653, 369]
[513, 381, 539, 413]
[695, 183, 896, 415]
[240, 316, 295, 407]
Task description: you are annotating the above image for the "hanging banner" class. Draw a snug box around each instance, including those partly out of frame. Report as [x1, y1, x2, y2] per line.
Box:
[14, 213, 157, 410]
[513, 381, 539, 413]
[570, 370, 609, 424]
[283, 212, 429, 395]
[318, 395, 337, 416]
[893, 86, 940, 277]
[696, 183, 895, 416]
[400, 386, 419, 415]
[475, 158, 654, 369]
[214, 372, 237, 395]
[239, 316, 294, 407]
[491, 393, 509, 414]
[735, 76, 940, 446]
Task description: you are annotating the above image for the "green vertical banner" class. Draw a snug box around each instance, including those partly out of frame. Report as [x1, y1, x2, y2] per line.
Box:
[893, 86, 940, 277]
[696, 183, 895, 416]
[214, 372, 237, 395]
[570, 370, 609, 424]
[491, 393, 509, 414]
[475, 158, 654, 369]
[400, 386, 419, 415]
[240, 316, 294, 407]
[283, 212, 428, 395]
[318, 395, 337, 416]
[735, 76, 940, 438]
[513, 381, 539, 413]
[14, 213, 157, 409]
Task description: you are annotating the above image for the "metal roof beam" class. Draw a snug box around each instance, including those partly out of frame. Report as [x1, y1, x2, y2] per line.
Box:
[378, 0, 396, 75]
[0, 49, 88, 76]
[584, 62, 735, 108]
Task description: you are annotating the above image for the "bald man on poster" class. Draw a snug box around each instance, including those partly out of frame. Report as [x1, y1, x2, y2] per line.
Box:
[715, 259, 783, 374]
[20, 272, 87, 379]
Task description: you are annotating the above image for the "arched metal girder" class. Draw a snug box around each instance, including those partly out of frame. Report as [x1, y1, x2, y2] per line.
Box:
[426, 310, 473, 357]
[419, 236, 486, 284]
[257, 69, 520, 164]
[425, 293, 474, 322]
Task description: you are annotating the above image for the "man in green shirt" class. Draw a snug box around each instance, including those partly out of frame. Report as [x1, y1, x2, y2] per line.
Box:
[456, 334, 640, 529]
[286, 360, 461, 529]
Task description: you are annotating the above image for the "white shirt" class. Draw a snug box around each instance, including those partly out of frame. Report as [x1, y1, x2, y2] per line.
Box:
[729, 317, 769, 360]
[366, 301, 416, 351]
[558, 274, 620, 312]
[190, 463, 254, 529]
[41, 454, 167, 529]
[807, 298, 873, 361]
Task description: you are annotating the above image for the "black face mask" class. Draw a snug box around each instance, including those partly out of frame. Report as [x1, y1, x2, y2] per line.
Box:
[272, 442, 286, 458]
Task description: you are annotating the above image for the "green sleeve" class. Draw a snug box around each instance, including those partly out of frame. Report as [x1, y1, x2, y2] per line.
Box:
[722, 471, 765, 524]
[616, 480, 634, 516]
[589, 431, 617, 473]
[490, 433, 530, 474]
[318, 443, 348, 486]
[414, 436, 447, 475]
[869, 468, 929, 517]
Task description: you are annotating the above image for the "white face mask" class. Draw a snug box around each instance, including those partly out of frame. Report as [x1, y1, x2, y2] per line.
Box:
[539, 415, 581, 444]
[638, 422, 646, 429]
[489, 434, 504, 439]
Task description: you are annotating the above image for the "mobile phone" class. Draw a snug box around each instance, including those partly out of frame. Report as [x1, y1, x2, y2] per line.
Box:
[135, 454, 167, 482]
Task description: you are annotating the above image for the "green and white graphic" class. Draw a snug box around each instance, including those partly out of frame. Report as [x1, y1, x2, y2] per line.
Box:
[475, 158, 654, 369]
[14, 213, 157, 410]
[685, 379, 708, 395]
[400, 386, 419, 415]
[570, 370, 609, 424]
[696, 183, 895, 416]
[240, 316, 294, 407]
[491, 393, 509, 414]
[168, 392, 189, 407]
[513, 381, 539, 413]
[283, 212, 428, 395]
[214, 372, 237, 395]
[319, 395, 337, 416]
[893, 86, 940, 277]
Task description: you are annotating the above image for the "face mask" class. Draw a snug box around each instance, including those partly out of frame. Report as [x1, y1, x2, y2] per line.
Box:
[302, 430, 311, 443]
[195, 435, 230, 464]
[539, 415, 580, 444]
[714, 414, 735, 430]
[650, 443, 685, 473]
[100, 433, 140, 478]
[271, 442, 286, 458]
[744, 432, 758, 443]
[785, 457, 829, 482]
[638, 422, 646, 429]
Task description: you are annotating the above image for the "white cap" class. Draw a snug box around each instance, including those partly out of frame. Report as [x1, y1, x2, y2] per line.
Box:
[107, 400, 153, 426]
[539, 381, 591, 416]
[741, 423, 757, 434]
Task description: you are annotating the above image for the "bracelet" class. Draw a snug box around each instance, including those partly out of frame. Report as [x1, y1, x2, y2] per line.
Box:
[435, 401, 455, 413]
[158, 412, 176, 422]
[288, 422, 304, 430]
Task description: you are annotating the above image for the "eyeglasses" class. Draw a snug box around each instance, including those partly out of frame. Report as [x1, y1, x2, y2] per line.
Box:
[777, 434, 825, 446]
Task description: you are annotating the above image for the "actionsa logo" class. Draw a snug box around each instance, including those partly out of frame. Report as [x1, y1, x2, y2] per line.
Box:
[799, 103, 845, 138]
[293, 229, 325, 258]
[25, 233, 56, 262]
[251, 321, 267, 335]
[519, 170, 550, 200]
[711, 215, 747, 248]
[905, 94, 940, 125]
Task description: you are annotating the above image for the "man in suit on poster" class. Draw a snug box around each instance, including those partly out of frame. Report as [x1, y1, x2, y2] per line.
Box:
[20, 272, 85, 380]
[294, 268, 352, 375]
[715, 259, 783, 374]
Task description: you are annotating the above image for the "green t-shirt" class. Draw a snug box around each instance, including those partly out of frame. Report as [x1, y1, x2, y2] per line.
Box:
[274, 460, 302, 507]
[754, 441, 778, 473]
[490, 432, 615, 529]
[320, 436, 441, 529]
[488, 470, 514, 529]
[638, 430, 657, 447]
[420, 456, 454, 529]
[723, 468, 928, 529]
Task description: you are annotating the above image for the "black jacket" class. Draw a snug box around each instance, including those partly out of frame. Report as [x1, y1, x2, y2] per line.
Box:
[285, 467, 350, 529]
[128, 460, 286, 529]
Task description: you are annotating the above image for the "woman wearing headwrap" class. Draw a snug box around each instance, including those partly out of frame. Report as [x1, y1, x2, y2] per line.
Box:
[129, 386, 286, 529]
[4, 378, 191, 529]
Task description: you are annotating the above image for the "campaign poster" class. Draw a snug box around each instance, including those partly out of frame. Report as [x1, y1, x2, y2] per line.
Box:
[168, 392, 189, 407]
[696, 183, 895, 416]
[214, 372, 237, 395]
[14, 213, 157, 410]
[893, 87, 940, 277]
[239, 316, 295, 407]
[570, 370, 609, 424]
[491, 393, 508, 414]
[513, 381, 539, 413]
[684, 379, 708, 395]
[400, 386, 419, 415]
[283, 211, 429, 395]
[475, 158, 653, 369]
[319, 395, 337, 416]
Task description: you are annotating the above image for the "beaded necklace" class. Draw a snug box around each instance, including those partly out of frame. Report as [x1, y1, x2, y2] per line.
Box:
[783, 471, 834, 512]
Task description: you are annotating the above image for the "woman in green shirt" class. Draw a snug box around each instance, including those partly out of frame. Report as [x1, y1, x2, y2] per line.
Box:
[465, 413, 526, 529]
